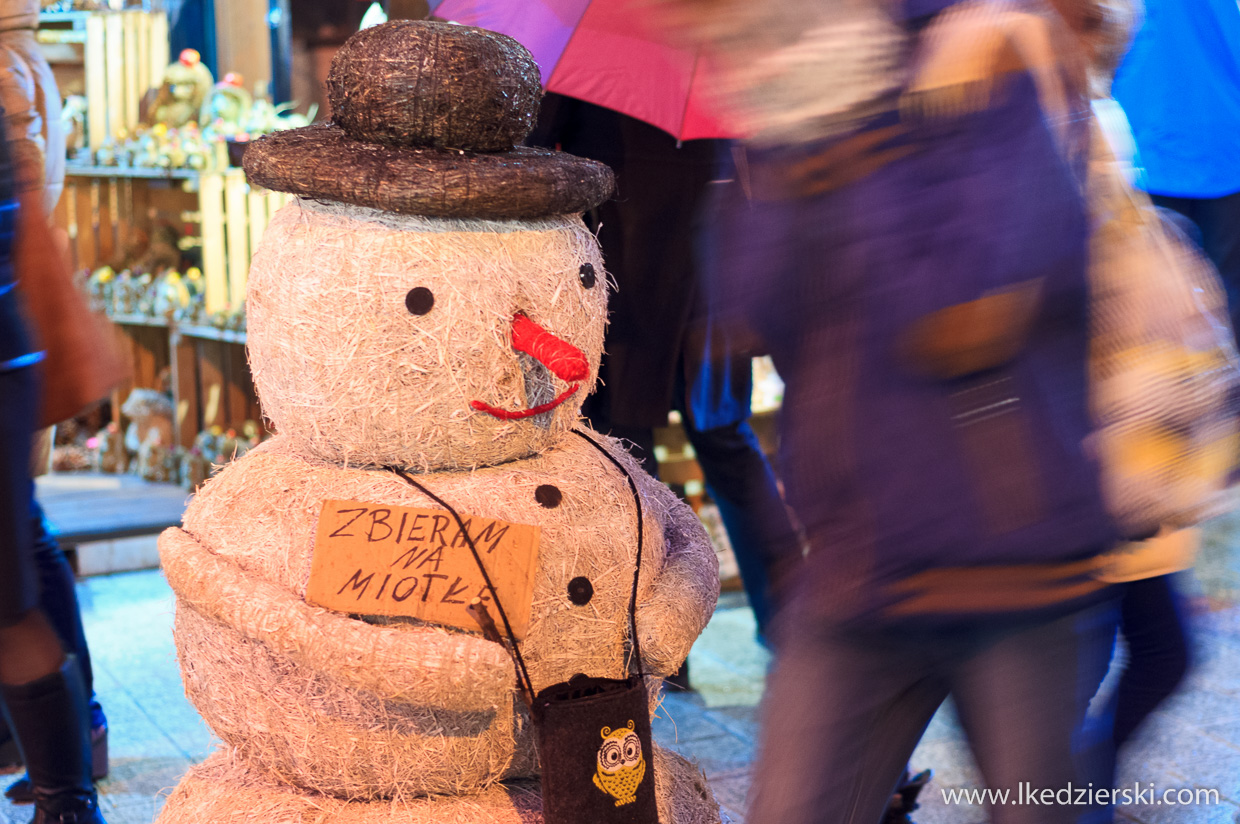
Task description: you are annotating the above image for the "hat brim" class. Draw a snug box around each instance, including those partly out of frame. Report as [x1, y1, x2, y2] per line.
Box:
[243, 123, 615, 219]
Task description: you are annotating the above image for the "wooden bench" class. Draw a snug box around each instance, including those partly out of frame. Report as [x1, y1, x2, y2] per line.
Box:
[34, 472, 189, 574]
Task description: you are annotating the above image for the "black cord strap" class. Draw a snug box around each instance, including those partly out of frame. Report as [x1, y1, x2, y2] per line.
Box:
[572, 428, 646, 679]
[387, 428, 648, 697]
[386, 466, 536, 703]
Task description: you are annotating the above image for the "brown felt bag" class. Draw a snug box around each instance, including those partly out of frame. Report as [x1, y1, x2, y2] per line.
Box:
[14, 196, 127, 427]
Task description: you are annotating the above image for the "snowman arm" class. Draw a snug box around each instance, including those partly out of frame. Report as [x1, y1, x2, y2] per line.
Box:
[631, 469, 720, 677]
[160, 526, 515, 711]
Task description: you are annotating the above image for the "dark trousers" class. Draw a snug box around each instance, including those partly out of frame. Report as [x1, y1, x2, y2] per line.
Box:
[0, 367, 38, 626]
[1113, 574, 1191, 747]
[681, 420, 795, 636]
[750, 600, 1120, 824]
[0, 368, 97, 730]
[1151, 191, 1240, 344]
[1074, 574, 1192, 823]
[28, 500, 94, 703]
[587, 412, 795, 638]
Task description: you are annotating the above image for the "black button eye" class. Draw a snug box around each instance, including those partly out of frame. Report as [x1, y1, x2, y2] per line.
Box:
[535, 484, 562, 508]
[405, 287, 434, 315]
[567, 576, 593, 605]
[578, 263, 596, 289]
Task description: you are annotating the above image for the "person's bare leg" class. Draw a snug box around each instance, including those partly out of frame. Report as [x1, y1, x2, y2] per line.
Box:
[0, 609, 65, 686]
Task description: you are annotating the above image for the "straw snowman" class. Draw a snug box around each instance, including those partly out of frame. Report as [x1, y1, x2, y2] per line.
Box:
[155, 20, 722, 824]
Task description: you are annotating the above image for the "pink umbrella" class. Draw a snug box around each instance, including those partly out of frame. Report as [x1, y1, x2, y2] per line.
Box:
[429, 0, 735, 141]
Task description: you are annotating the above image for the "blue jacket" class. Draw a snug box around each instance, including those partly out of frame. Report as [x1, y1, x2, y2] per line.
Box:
[0, 138, 32, 373]
[707, 52, 1116, 624]
[1113, 0, 1240, 199]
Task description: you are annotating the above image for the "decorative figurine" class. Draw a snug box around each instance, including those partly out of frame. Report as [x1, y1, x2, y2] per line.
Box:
[147, 49, 214, 129]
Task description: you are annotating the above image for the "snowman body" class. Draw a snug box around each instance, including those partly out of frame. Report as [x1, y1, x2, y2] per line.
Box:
[158, 198, 720, 815]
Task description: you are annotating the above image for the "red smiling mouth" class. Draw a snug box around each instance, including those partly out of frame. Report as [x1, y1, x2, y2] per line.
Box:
[471, 383, 581, 420]
[470, 313, 587, 421]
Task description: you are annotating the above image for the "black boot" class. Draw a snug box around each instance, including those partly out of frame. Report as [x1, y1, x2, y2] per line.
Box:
[0, 657, 106, 824]
[882, 768, 932, 824]
[5, 697, 108, 805]
[0, 725, 22, 774]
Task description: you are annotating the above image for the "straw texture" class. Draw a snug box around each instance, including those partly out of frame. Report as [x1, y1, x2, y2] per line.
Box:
[243, 21, 614, 218]
[243, 128, 614, 219]
[327, 21, 542, 152]
[246, 200, 608, 470]
[155, 746, 721, 824]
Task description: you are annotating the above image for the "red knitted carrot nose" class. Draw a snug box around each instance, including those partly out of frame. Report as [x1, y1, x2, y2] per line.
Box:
[510, 313, 588, 381]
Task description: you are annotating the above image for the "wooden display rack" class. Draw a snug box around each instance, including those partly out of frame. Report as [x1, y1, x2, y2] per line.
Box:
[105, 317, 264, 452]
[57, 166, 292, 314]
[101, 312, 263, 451]
[37, 10, 170, 151]
[195, 170, 294, 314]
[169, 320, 263, 449]
[39, 0, 291, 460]
[56, 165, 290, 449]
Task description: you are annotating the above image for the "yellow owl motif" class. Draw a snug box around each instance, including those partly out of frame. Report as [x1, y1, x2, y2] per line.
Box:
[592, 720, 646, 806]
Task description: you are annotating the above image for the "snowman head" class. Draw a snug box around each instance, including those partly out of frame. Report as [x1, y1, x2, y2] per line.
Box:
[242, 21, 614, 470]
[247, 201, 607, 469]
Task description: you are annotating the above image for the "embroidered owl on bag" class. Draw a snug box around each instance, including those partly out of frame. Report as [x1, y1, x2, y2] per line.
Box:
[593, 721, 647, 806]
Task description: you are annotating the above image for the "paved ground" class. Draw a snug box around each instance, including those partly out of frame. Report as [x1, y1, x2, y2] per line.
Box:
[1, 512, 1239, 823]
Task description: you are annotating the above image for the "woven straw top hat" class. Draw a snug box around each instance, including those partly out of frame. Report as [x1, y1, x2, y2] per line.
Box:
[243, 20, 614, 218]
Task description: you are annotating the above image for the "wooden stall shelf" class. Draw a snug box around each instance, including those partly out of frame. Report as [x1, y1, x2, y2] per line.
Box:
[108, 313, 169, 328]
[246, 188, 269, 283]
[88, 177, 105, 263]
[197, 172, 227, 314]
[224, 173, 249, 309]
[59, 167, 193, 274]
[176, 324, 246, 345]
[61, 166, 289, 316]
[168, 322, 259, 450]
[38, 11, 170, 151]
[227, 344, 255, 431]
[104, 14, 123, 150]
[169, 327, 201, 450]
[56, 164, 274, 452]
[83, 16, 106, 151]
[110, 317, 171, 428]
[146, 14, 169, 101]
[195, 170, 291, 314]
[197, 337, 227, 430]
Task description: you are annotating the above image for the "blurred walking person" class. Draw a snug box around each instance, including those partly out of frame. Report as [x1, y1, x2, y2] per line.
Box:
[0, 0, 110, 797]
[667, 0, 1122, 821]
[0, 130, 108, 822]
[1060, 0, 1240, 806]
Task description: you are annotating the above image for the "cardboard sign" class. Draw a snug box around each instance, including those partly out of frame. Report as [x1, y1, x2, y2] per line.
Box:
[307, 499, 541, 639]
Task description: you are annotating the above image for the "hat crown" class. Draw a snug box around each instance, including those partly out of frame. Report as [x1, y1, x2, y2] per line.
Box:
[327, 20, 543, 153]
